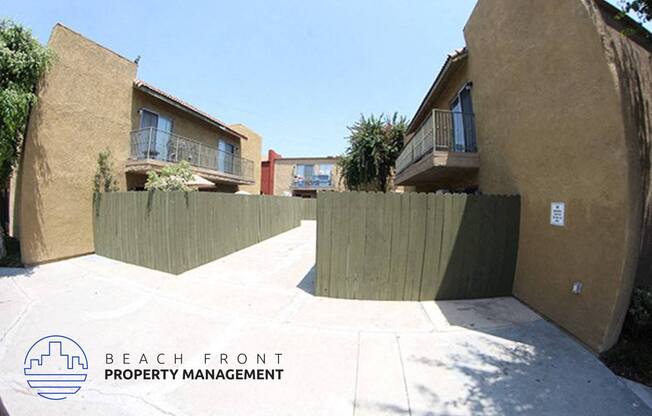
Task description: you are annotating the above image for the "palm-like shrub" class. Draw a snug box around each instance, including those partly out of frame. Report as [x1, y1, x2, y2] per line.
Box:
[338, 113, 406, 192]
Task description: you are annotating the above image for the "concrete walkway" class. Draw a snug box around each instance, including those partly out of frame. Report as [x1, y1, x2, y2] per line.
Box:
[0, 221, 649, 415]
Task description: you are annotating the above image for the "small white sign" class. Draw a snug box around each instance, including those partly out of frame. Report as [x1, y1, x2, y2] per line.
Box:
[551, 202, 565, 227]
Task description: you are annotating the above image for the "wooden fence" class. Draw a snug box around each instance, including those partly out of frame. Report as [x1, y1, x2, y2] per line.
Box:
[316, 192, 520, 301]
[93, 192, 316, 274]
[301, 199, 317, 220]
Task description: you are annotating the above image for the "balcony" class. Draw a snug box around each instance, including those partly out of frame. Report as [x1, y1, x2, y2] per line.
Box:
[394, 109, 479, 187]
[126, 127, 255, 184]
[291, 175, 334, 190]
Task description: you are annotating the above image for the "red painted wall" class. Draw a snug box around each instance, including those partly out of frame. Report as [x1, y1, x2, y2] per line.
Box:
[261, 149, 282, 195]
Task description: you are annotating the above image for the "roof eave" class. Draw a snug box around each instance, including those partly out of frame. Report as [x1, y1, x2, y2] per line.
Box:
[133, 81, 248, 141]
[406, 48, 468, 134]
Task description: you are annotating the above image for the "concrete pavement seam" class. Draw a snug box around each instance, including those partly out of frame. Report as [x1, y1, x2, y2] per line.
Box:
[352, 331, 361, 416]
[395, 334, 413, 416]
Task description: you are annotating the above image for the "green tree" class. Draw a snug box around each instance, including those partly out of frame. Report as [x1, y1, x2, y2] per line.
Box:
[616, 0, 652, 40]
[0, 19, 53, 182]
[145, 161, 196, 192]
[621, 0, 651, 23]
[0, 19, 53, 258]
[338, 113, 407, 192]
[92, 149, 119, 194]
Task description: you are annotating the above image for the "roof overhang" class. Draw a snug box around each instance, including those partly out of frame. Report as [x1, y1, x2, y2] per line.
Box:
[133, 80, 248, 141]
[275, 156, 340, 163]
[407, 48, 468, 135]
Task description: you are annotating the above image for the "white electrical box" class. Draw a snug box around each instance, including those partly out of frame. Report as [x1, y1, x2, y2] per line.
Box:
[551, 202, 565, 227]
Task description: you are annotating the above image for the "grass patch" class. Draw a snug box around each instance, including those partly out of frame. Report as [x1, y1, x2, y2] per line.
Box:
[0, 235, 23, 268]
[601, 287, 652, 387]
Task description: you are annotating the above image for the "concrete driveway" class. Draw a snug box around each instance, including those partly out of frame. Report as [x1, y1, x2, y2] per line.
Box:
[0, 221, 649, 415]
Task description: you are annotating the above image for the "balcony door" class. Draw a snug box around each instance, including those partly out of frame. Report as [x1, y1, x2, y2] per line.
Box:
[218, 139, 236, 174]
[295, 164, 315, 187]
[450, 84, 476, 152]
[317, 164, 333, 187]
[139, 109, 173, 160]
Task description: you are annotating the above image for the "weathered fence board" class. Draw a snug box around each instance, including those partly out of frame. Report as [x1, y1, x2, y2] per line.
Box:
[315, 192, 520, 301]
[94, 192, 316, 274]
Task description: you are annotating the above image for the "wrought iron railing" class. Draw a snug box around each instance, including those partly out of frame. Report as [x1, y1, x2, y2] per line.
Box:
[129, 127, 254, 181]
[395, 109, 476, 174]
[291, 175, 333, 189]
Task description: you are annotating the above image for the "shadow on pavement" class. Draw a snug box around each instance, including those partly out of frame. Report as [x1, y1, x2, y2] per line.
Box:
[297, 265, 315, 295]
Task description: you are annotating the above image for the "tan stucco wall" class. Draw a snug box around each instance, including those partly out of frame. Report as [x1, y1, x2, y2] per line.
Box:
[273, 158, 342, 196]
[15, 24, 137, 264]
[228, 123, 262, 194]
[131, 90, 240, 154]
[464, 0, 645, 352]
[273, 162, 295, 196]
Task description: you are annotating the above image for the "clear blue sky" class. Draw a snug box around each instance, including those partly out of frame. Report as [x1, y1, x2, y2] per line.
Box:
[2, 1, 646, 158]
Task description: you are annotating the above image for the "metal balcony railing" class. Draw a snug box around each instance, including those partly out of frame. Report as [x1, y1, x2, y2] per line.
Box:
[291, 175, 333, 189]
[395, 109, 477, 174]
[129, 127, 254, 181]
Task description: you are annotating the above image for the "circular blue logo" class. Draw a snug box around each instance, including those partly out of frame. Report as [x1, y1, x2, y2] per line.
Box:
[23, 335, 88, 400]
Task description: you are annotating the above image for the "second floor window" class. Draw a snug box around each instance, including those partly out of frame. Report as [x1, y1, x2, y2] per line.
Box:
[449, 84, 476, 152]
[217, 139, 236, 174]
[140, 109, 173, 133]
[296, 164, 314, 179]
[294, 164, 333, 187]
[139, 109, 173, 158]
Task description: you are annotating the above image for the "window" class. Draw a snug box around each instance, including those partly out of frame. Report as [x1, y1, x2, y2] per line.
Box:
[295, 164, 315, 179]
[139, 109, 173, 159]
[294, 164, 333, 188]
[449, 84, 476, 152]
[217, 139, 236, 174]
[317, 164, 333, 176]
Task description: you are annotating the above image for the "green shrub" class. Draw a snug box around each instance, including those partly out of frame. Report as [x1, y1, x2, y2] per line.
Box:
[145, 161, 196, 192]
[622, 287, 652, 340]
[601, 286, 652, 386]
[92, 149, 119, 193]
[0, 234, 22, 267]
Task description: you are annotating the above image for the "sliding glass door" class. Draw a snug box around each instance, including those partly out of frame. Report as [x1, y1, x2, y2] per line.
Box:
[139, 109, 173, 159]
[218, 139, 236, 174]
[449, 84, 476, 152]
[450, 97, 466, 152]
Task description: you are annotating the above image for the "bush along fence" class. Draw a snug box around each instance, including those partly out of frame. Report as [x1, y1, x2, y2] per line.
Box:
[316, 191, 520, 301]
[93, 192, 316, 274]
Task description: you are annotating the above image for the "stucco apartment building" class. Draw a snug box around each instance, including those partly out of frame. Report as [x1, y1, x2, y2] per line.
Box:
[395, 0, 651, 353]
[12, 24, 262, 265]
[260, 150, 342, 197]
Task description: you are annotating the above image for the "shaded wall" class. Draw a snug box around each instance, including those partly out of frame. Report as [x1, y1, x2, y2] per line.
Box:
[94, 192, 316, 274]
[464, 0, 645, 351]
[316, 192, 520, 301]
[591, 1, 652, 290]
[15, 24, 137, 264]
